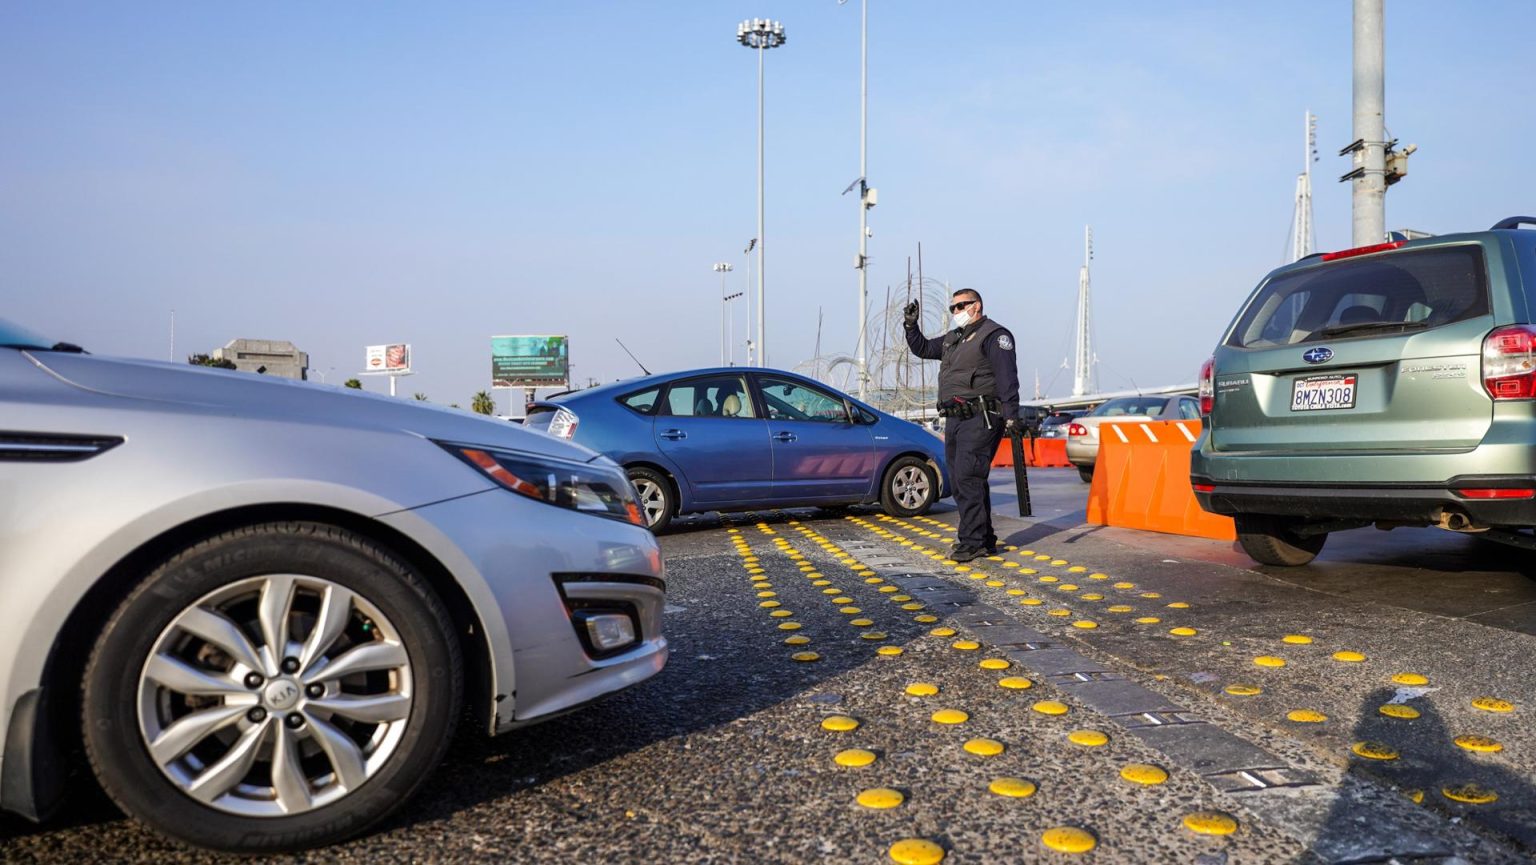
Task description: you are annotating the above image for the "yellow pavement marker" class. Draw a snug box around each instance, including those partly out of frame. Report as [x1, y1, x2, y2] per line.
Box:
[951, 640, 980, 651]
[857, 788, 905, 809]
[1073, 620, 1099, 629]
[1442, 783, 1498, 804]
[821, 715, 860, 732]
[905, 682, 939, 697]
[1169, 627, 1197, 636]
[777, 622, 802, 631]
[1282, 634, 1313, 644]
[1120, 763, 1169, 785]
[1472, 697, 1515, 713]
[1040, 827, 1096, 853]
[998, 677, 1033, 690]
[1067, 729, 1109, 747]
[1378, 704, 1420, 719]
[988, 777, 1037, 798]
[930, 627, 957, 637]
[877, 646, 904, 656]
[1182, 811, 1238, 835]
[1332, 650, 1367, 663]
[1287, 709, 1327, 723]
[791, 652, 820, 663]
[963, 737, 1005, 756]
[1454, 735, 1502, 753]
[1224, 684, 1262, 696]
[1254, 656, 1287, 668]
[931, 709, 969, 725]
[784, 635, 811, 646]
[979, 658, 1011, 670]
[1032, 700, 1069, 716]
[887, 838, 944, 865]
[1390, 672, 1428, 686]
[1351, 741, 1399, 761]
[835, 748, 877, 767]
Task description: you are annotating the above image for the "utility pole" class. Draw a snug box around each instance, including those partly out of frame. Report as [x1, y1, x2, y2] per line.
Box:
[843, 0, 874, 401]
[1340, 0, 1412, 245]
[714, 262, 734, 365]
[1072, 226, 1095, 397]
[737, 19, 786, 367]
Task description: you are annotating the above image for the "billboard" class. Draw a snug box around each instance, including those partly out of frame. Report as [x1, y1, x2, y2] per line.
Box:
[364, 343, 411, 375]
[491, 335, 568, 388]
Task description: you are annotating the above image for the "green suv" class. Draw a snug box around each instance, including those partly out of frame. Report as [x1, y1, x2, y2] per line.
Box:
[1192, 217, 1536, 565]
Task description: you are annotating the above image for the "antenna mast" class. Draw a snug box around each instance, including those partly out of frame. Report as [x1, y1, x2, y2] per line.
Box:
[1291, 111, 1318, 261]
[1072, 226, 1095, 396]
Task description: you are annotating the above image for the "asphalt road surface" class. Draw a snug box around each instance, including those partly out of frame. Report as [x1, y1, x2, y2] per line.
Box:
[4, 467, 1535, 863]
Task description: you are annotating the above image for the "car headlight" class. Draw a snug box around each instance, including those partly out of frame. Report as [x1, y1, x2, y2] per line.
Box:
[436, 441, 644, 526]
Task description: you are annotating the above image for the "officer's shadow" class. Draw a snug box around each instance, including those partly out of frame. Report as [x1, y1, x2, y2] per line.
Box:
[1306, 685, 1536, 860]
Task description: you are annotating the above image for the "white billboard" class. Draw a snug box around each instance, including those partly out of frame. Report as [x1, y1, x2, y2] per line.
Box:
[364, 343, 412, 375]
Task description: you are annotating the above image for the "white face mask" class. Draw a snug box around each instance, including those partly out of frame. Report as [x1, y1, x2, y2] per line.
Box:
[952, 309, 973, 329]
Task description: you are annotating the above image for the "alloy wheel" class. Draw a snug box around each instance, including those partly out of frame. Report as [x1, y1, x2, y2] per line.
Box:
[891, 465, 931, 510]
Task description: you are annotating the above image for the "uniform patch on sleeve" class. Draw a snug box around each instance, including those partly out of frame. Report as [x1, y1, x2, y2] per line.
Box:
[996, 333, 1014, 351]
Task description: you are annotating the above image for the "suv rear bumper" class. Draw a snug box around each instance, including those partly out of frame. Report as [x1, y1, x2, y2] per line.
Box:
[1191, 475, 1536, 526]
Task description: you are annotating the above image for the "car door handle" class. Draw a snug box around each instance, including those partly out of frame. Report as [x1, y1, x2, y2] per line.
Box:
[660, 429, 687, 440]
[773, 432, 797, 443]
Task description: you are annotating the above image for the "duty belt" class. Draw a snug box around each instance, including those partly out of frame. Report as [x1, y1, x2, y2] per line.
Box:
[937, 396, 1001, 418]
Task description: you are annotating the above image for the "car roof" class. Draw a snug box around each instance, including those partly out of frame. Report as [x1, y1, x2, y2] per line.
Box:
[551, 367, 848, 403]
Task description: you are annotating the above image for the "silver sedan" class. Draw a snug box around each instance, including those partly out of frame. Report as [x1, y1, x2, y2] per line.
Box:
[0, 319, 667, 852]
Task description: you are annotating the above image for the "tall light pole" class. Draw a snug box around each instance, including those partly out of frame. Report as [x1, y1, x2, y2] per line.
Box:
[714, 262, 734, 364]
[841, 0, 875, 401]
[738, 18, 785, 367]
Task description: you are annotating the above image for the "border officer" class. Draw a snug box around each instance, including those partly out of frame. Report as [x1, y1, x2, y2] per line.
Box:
[904, 288, 1021, 561]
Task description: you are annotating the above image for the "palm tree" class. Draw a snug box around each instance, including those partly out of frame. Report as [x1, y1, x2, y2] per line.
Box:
[471, 391, 496, 415]
[413, 393, 429, 401]
[344, 378, 363, 390]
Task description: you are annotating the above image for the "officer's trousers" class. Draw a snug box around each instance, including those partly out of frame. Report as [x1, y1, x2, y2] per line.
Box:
[944, 412, 1005, 550]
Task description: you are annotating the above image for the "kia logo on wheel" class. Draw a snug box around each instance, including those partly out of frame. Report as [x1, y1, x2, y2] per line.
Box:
[1303, 347, 1334, 364]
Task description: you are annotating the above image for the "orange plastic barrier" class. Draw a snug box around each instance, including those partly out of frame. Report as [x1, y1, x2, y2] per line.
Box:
[992, 437, 1073, 468]
[1031, 438, 1071, 468]
[1084, 420, 1235, 541]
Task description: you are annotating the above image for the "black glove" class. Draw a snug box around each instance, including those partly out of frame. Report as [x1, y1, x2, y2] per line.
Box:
[903, 300, 920, 326]
[1004, 418, 1021, 436]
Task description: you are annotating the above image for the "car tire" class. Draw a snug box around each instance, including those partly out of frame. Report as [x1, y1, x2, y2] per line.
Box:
[1077, 466, 1094, 483]
[881, 456, 938, 517]
[627, 466, 676, 533]
[81, 522, 462, 853]
[1235, 515, 1327, 566]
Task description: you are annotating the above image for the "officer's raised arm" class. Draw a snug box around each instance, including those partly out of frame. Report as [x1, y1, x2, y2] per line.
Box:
[902, 300, 944, 359]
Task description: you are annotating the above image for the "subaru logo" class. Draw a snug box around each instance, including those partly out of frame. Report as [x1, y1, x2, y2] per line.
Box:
[1302, 347, 1334, 364]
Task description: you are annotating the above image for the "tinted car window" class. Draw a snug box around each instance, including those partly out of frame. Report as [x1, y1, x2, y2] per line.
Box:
[661, 376, 755, 418]
[1089, 397, 1168, 417]
[1177, 398, 1201, 420]
[618, 386, 661, 415]
[1229, 246, 1489, 348]
[758, 377, 848, 423]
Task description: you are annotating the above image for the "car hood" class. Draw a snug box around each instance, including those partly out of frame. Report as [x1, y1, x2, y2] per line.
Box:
[27, 351, 602, 463]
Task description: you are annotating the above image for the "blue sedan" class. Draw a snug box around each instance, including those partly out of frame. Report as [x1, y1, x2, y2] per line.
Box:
[525, 367, 950, 531]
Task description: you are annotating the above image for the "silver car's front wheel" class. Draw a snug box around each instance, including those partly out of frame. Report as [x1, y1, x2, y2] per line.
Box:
[139, 574, 413, 817]
[84, 523, 462, 853]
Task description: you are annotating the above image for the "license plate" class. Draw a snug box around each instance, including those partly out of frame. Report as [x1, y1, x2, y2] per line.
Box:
[1291, 374, 1357, 411]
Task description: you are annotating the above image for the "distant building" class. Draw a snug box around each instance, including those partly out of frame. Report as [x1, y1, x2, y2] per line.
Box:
[212, 338, 310, 380]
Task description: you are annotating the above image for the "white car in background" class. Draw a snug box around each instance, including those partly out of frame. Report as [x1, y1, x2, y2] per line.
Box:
[1065, 394, 1202, 482]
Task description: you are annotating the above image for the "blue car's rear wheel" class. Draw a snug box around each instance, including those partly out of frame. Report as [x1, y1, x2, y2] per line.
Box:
[881, 456, 937, 517]
[627, 466, 676, 533]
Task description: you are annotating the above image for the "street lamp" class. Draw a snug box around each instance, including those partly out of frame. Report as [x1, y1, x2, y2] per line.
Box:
[713, 262, 734, 364]
[841, 0, 874, 401]
[737, 17, 785, 367]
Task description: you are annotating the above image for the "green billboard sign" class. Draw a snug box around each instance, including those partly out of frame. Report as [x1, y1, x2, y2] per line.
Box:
[491, 335, 568, 388]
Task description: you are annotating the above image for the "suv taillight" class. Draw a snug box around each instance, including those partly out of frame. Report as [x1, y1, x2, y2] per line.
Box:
[1482, 325, 1536, 399]
[1198, 356, 1214, 415]
[1068, 423, 1088, 437]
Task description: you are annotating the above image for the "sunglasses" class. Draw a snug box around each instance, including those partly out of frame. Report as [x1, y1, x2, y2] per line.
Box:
[948, 300, 976, 313]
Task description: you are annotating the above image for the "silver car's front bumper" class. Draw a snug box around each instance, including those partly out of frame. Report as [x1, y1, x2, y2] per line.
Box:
[378, 489, 668, 735]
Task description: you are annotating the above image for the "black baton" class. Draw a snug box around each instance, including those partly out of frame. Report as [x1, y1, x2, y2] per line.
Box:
[1009, 429, 1032, 517]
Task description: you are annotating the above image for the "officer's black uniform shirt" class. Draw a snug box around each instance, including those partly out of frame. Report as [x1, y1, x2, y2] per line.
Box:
[904, 316, 1020, 421]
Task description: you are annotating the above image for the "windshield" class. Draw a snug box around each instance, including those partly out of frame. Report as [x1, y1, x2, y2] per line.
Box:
[1228, 246, 1489, 348]
[0, 317, 55, 348]
[1089, 397, 1168, 417]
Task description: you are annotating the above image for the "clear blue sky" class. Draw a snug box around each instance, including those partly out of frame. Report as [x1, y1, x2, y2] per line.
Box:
[4, 2, 1532, 408]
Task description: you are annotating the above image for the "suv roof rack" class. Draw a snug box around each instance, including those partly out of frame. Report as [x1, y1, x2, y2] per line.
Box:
[1491, 216, 1536, 230]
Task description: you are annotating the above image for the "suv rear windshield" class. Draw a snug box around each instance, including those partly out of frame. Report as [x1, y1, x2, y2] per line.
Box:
[1227, 245, 1489, 348]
